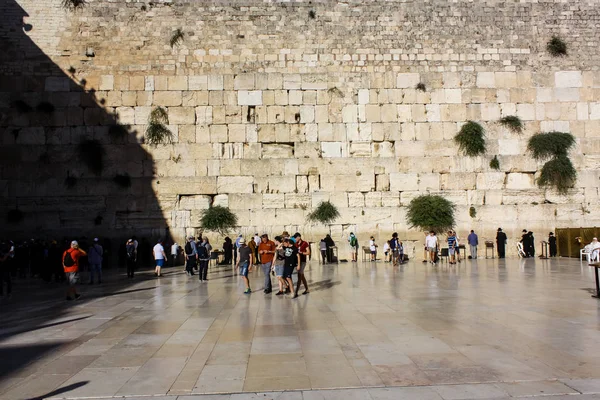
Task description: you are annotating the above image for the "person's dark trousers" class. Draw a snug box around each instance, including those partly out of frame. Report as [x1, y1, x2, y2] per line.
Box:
[261, 262, 272, 291]
[497, 243, 505, 258]
[0, 269, 12, 296]
[199, 259, 209, 280]
[126, 259, 136, 278]
[550, 245, 557, 257]
[234, 248, 238, 265]
[186, 257, 196, 275]
[321, 250, 327, 263]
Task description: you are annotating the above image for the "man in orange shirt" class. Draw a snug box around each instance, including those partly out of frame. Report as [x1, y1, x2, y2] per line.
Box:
[258, 234, 276, 294]
[63, 240, 87, 301]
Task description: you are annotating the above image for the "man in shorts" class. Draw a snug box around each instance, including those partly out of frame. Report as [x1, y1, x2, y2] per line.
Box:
[282, 238, 299, 299]
[258, 234, 276, 294]
[63, 240, 87, 301]
[294, 233, 310, 295]
[236, 238, 253, 294]
[425, 231, 438, 264]
[348, 233, 359, 262]
[153, 238, 166, 277]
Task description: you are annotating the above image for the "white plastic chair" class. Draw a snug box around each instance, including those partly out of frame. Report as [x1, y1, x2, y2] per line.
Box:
[589, 248, 600, 263]
[517, 242, 527, 258]
[581, 247, 591, 261]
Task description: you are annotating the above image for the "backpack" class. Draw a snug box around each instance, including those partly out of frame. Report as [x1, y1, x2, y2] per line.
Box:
[185, 242, 193, 255]
[126, 246, 135, 259]
[63, 250, 75, 267]
[197, 244, 208, 259]
[350, 236, 357, 247]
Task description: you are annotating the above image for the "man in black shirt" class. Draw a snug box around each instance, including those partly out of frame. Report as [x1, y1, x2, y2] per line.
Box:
[496, 228, 507, 258]
[548, 232, 557, 257]
[282, 239, 300, 299]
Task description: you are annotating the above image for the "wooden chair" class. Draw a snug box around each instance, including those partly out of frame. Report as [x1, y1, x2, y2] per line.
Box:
[362, 246, 370, 262]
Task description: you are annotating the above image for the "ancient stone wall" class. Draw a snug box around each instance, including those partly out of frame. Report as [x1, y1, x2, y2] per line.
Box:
[2, 0, 600, 257]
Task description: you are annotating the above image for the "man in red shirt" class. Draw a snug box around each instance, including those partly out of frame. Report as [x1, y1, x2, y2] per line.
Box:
[258, 234, 276, 294]
[293, 233, 310, 295]
[63, 240, 87, 301]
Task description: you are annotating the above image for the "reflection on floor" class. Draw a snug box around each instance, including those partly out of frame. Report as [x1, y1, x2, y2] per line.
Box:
[1, 258, 600, 399]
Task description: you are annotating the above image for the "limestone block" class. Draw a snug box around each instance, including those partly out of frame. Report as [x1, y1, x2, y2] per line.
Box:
[274, 90, 289, 106]
[480, 103, 500, 121]
[208, 75, 224, 90]
[495, 72, 517, 88]
[210, 125, 228, 143]
[381, 191, 399, 207]
[243, 143, 261, 159]
[285, 193, 311, 209]
[476, 173, 506, 190]
[321, 174, 374, 192]
[322, 142, 343, 158]
[262, 143, 294, 159]
[115, 107, 135, 125]
[238, 91, 262, 106]
[400, 191, 420, 206]
[365, 192, 382, 207]
[296, 175, 309, 193]
[412, 104, 427, 122]
[300, 106, 315, 123]
[498, 139, 521, 155]
[389, 172, 418, 191]
[397, 73, 420, 89]
[301, 74, 327, 90]
[555, 71, 582, 88]
[267, 106, 285, 124]
[516, 104, 535, 121]
[502, 190, 545, 205]
[347, 123, 372, 142]
[219, 159, 241, 176]
[226, 124, 245, 142]
[372, 142, 395, 158]
[171, 210, 191, 228]
[426, 104, 441, 122]
[152, 177, 216, 195]
[380, 104, 398, 122]
[358, 89, 370, 104]
[418, 173, 440, 191]
[342, 105, 358, 123]
[258, 175, 296, 193]
[506, 173, 535, 190]
[168, 107, 195, 125]
[440, 173, 476, 190]
[195, 106, 213, 125]
[476, 72, 495, 88]
[234, 73, 255, 90]
[98, 75, 114, 91]
[283, 74, 301, 90]
[178, 195, 211, 210]
[144, 76, 154, 91]
[167, 76, 188, 91]
[263, 193, 285, 209]
[365, 105, 381, 122]
[308, 175, 320, 191]
[155, 76, 168, 91]
[348, 192, 365, 207]
[153, 91, 182, 106]
[395, 141, 425, 157]
[350, 142, 371, 157]
[484, 190, 503, 205]
[555, 88, 580, 102]
[217, 176, 253, 193]
[590, 103, 600, 120]
[295, 142, 321, 158]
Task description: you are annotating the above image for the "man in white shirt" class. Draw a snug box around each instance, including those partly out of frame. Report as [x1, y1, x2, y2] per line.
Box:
[170, 242, 180, 268]
[425, 231, 438, 264]
[153, 239, 166, 277]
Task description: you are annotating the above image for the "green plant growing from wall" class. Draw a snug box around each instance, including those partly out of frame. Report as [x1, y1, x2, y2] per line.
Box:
[547, 36, 567, 57]
[170, 29, 185, 48]
[527, 131, 577, 194]
[415, 82, 426, 92]
[469, 206, 477, 218]
[307, 201, 340, 225]
[200, 206, 238, 235]
[6, 209, 24, 224]
[308, 10, 316, 19]
[145, 107, 173, 145]
[454, 121, 486, 157]
[499, 115, 523, 134]
[61, 0, 86, 11]
[489, 155, 500, 170]
[78, 139, 106, 176]
[407, 195, 455, 233]
[114, 173, 132, 188]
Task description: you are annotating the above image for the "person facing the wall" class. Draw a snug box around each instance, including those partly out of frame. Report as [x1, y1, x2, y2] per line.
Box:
[496, 228, 507, 258]
[467, 230, 478, 259]
[88, 238, 103, 285]
[548, 232, 557, 257]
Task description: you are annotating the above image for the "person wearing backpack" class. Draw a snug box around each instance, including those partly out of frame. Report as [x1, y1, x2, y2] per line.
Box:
[126, 239, 136, 278]
[197, 238, 210, 282]
[184, 236, 197, 277]
[63, 240, 87, 301]
[348, 233, 359, 262]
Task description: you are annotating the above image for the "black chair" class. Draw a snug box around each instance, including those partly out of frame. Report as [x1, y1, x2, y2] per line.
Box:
[439, 248, 449, 263]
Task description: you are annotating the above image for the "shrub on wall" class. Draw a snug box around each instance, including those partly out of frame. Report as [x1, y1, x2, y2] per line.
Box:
[489, 155, 500, 170]
[547, 36, 567, 57]
[62, 0, 85, 11]
[415, 82, 426, 92]
[145, 107, 173, 146]
[499, 115, 523, 134]
[200, 206, 238, 235]
[307, 201, 340, 225]
[170, 29, 184, 48]
[407, 195, 455, 233]
[454, 121, 486, 157]
[527, 131, 577, 194]
[78, 139, 105, 176]
[469, 206, 477, 218]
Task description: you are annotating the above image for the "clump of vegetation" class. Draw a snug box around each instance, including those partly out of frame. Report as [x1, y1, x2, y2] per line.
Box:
[6, 209, 24, 224]
[527, 131, 577, 194]
[469, 206, 477, 219]
[499, 115, 523, 134]
[61, 0, 86, 11]
[307, 201, 340, 225]
[11, 100, 32, 114]
[454, 121, 486, 157]
[200, 206, 238, 235]
[78, 139, 106, 175]
[308, 10, 316, 19]
[170, 28, 185, 48]
[36, 102, 55, 114]
[145, 107, 173, 146]
[547, 36, 567, 57]
[415, 82, 426, 92]
[114, 173, 132, 188]
[489, 155, 500, 170]
[407, 195, 456, 233]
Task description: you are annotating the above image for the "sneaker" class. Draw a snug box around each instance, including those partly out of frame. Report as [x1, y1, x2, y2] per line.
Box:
[284, 288, 291, 294]
[74, 294, 81, 300]
[199, 278, 203, 282]
[265, 289, 272, 294]
[244, 288, 251, 294]
[275, 291, 284, 296]
[302, 290, 309, 295]
[203, 279, 208, 282]
[292, 293, 299, 299]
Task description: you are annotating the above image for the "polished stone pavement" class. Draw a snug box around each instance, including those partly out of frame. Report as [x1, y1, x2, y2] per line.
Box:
[1, 257, 600, 400]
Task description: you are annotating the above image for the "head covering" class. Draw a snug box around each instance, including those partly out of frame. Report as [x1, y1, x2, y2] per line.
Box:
[274, 235, 283, 242]
[94, 237, 99, 242]
[71, 240, 78, 247]
[239, 238, 246, 244]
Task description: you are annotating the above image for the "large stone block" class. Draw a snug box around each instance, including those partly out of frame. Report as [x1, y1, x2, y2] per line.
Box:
[217, 176, 254, 193]
[390, 173, 418, 191]
[440, 173, 476, 190]
[397, 73, 420, 89]
[555, 71, 582, 88]
[238, 91, 262, 106]
[505, 173, 535, 190]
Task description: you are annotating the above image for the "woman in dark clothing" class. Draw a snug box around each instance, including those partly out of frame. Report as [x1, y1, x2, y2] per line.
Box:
[324, 234, 335, 263]
[222, 237, 233, 264]
[528, 231, 535, 257]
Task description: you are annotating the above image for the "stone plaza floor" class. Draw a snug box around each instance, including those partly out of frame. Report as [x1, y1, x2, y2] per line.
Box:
[1, 257, 600, 400]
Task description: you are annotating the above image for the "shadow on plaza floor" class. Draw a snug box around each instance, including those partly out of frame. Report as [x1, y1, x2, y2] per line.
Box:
[26, 381, 89, 400]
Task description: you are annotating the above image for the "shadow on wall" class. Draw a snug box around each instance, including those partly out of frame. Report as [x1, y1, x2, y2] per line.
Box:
[0, 0, 168, 243]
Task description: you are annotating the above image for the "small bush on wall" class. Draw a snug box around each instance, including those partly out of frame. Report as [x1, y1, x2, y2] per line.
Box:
[537, 155, 577, 194]
[170, 29, 184, 48]
[490, 155, 500, 170]
[499, 115, 523, 134]
[527, 131, 577, 194]
[547, 36, 567, 57]
[61, 0, 85, 11]
[415, 82, 426, 92]
[200, 206, 238, 235]
[527, 131, 575, 160]
[454, 121, 486, 157]
[407, 195, 455, 233]
[145, 107, 173, 146]
[307, 201, 340, 225]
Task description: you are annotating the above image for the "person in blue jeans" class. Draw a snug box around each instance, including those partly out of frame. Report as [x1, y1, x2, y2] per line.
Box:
[236, 238, 253, 294]
[88, 238, 103, 284]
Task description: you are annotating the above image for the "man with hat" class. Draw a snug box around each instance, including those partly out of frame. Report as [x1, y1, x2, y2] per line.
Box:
[184, 236, 198, 276]
[496, 228, 507, 259]
[88, 237, 103, 285]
